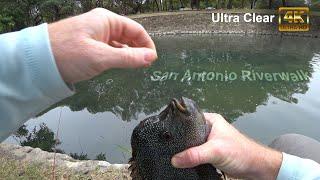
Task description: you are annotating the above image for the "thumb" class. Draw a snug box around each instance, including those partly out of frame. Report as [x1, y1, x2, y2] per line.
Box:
[91, 40, 157, 69]
[171, 141, 216, 168]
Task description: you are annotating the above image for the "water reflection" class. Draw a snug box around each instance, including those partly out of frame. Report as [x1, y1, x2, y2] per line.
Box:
[6, 35, 320, 163]
[49, 35, 315, 121]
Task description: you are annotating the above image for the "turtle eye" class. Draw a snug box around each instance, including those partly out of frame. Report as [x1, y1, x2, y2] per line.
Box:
[160, 131, 173, 142]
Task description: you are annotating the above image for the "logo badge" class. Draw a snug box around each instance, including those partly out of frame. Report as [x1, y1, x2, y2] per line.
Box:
[278, 7, 309, 32]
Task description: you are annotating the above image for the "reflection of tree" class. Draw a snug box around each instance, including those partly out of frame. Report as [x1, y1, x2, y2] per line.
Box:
[15, 123, 61, 153]
[45, 35, 316, 122]
[14, 124, 109, 160]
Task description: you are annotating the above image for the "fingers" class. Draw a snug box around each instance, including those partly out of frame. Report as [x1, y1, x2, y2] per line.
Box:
[204, 113, 216, 125]
[89, 8, 157, 68]
[93, 8, 156, 51]
[171, 113, 230, 169]
[171, 141, 215, 168]
[116, 16, 156, 50]
[90, 39, 157, 69]
[108, 46, 157, 68]
[204, 113, 227, 125]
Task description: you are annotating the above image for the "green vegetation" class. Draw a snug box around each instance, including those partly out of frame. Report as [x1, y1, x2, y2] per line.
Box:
[70, 152, 89, 160]
[0, 157, 130, 179]
[0, 157, 47, 180]
[0, 0, 78, 33]
[0, 0, 318, 33]
[13, 123, 111, 161]
[95, 153, 107, 161]
[19, 123, 59, 152]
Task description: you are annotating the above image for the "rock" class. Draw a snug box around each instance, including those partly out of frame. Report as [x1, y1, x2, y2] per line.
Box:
[0, 143, 130, 177]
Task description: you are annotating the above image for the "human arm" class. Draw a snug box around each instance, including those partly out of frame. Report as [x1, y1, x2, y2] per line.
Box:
[171, 113, 320, 179]
[0, 23, 73, 142]
[0, 8, 157, 142]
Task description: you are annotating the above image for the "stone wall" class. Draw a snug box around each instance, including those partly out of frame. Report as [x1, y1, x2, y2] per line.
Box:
[131, 11, 320, 38]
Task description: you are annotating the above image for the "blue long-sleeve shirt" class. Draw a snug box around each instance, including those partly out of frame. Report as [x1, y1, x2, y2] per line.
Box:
[279, 153, 320, 179]
[0, 24, 320, 179]
[0, 24, 74, 141]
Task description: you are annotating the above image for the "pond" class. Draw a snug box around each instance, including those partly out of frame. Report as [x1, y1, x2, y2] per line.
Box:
[5, 35, 320, 163]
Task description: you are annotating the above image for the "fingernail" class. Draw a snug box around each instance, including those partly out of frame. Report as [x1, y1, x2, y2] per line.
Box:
[144, 49, 157, 62]
[171, 153, 184, 168]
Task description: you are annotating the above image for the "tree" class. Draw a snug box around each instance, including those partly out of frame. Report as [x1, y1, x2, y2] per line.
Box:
[169, 0, 174, 10]
[241, 0, 245, 8]
[205, 0, 210, 7]
[0, 0, 78, 33]
[250, 0, 258, 8]
[179, 0, 185, 8]
[268, 0, 272, 8]
[191, 0, 200, 9]
[0, 14, 15, 33]
[40, 0, 77, 22]
[216, 0, 221, 8]
[20, 123, 60, 152]
[153, 0, 160, 11]
[227, 0, 233, 8]
[70, 152, 89, 160]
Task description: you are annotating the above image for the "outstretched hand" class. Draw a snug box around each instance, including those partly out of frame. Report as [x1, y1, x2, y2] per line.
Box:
[48, 8, 157, 83]
[171, 113, 282, 179]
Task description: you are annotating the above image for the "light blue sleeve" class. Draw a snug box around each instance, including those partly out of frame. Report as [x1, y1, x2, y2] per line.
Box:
[277, 153, 320, 180]
[0, 23, 74, 142]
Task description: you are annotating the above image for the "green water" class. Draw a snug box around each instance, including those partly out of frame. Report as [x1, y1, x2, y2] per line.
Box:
[6, 35, 320, 163]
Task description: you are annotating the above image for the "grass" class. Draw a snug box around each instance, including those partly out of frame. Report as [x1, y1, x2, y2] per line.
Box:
[0, 157, 130, 180]
[0, 157, 47, 180]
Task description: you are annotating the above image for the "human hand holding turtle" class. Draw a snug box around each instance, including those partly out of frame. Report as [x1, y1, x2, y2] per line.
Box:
[172, 113, 283, 179]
